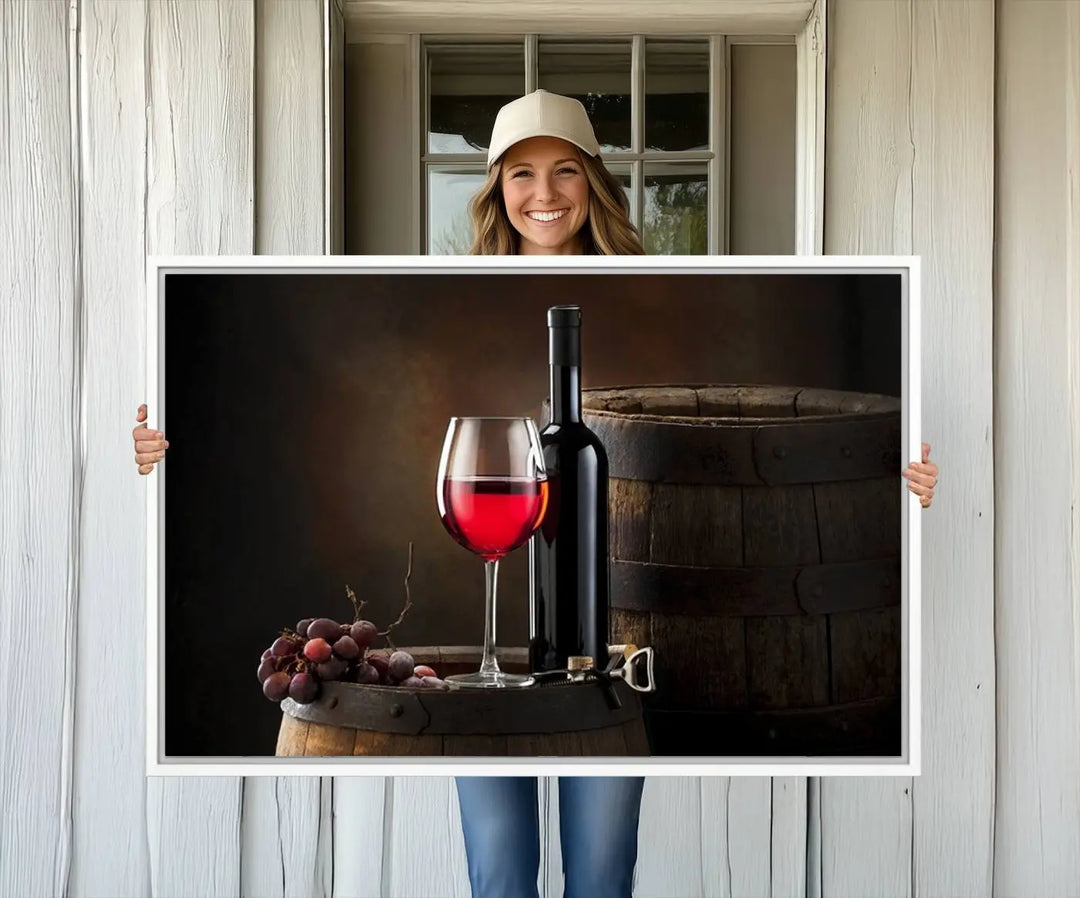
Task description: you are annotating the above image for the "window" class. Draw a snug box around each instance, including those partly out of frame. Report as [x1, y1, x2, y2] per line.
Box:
[423, 36, 737, 256]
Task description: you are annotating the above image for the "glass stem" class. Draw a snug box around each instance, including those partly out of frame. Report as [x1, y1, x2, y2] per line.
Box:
[478, 559, 501, 676]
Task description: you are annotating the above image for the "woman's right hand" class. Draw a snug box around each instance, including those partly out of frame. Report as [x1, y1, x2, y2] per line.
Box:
[133, 403, 169, 475]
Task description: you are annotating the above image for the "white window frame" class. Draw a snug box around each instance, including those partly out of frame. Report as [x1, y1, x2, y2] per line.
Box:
[422, 34, 724, 254]
[337, 0, 826, 255]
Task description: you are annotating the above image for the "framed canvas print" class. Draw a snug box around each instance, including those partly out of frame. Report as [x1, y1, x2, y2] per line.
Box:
[144, 255, 921, 777]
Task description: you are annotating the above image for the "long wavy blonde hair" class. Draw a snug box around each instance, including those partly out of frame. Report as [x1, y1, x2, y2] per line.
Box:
[468, 148, 645, 256]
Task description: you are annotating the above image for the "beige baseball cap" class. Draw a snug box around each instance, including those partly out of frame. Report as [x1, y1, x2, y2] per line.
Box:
[486, 90, 601, 168]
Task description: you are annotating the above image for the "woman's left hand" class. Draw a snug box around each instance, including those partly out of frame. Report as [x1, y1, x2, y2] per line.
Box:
[902, 442, 938, 508]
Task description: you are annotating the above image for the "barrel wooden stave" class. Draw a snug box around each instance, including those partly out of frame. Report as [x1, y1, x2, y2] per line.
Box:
[354, 730, 443, 756]
[650, 612, 747, 710]
[696, 385, 740, 416]
[738, 384, 801, 417]
[746, 615, 830, 710]
[650, 482, 743, 567]
[609, 478, 652, 560]
[830, 605, 901, 704]
[276, 716, 357, 756]
[813, 477, 900, 562]
[742, 484, 820, 566]
[639, 386, 698, 416]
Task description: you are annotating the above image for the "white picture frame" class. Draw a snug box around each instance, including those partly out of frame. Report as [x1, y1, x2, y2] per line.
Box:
[145, 253, 920, 777]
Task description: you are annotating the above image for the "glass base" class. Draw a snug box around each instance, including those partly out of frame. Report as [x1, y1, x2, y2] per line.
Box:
[445, 670, 534, 689]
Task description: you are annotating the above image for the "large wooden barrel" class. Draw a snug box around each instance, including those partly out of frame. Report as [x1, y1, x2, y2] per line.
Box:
[582, 384, 903, 757]
[276, 647, 650, 757]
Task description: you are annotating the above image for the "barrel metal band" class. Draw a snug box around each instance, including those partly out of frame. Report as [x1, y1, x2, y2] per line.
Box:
[585, 411, 901, 486]
[281, 679, 643, 734]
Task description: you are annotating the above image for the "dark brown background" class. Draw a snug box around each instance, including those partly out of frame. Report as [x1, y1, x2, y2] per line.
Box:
[162, 271, 900, 756]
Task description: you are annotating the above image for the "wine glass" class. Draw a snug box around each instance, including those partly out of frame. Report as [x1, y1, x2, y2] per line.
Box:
[436, 417, 548, 688]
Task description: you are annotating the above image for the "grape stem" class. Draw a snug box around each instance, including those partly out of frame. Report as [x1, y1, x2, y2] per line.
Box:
[345, 584, 368, 621]
[377, 541, 414, 649]
[277, 655, 305, 676]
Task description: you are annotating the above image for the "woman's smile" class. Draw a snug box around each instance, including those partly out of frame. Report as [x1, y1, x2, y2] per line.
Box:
[525, 208, 569, 223]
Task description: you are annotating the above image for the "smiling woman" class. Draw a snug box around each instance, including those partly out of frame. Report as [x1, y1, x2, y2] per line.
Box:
[466, 89, 646, 256]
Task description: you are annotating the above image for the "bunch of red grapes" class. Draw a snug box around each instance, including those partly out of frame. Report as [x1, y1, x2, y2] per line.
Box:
[257, 616, 449, 705]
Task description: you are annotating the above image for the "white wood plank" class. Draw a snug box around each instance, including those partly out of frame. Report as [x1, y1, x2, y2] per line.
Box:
[821, 4, 916, 894]
[147, 778, 244, 898]
[316, 778, 335, 897]
[342, 0, 814, 37]
[540, 776, 561, 898]
[1070, 23, 1080, 880]
[825, 0, 912, 255]
[697, 778, 775, 898]
[819, 779, 911, 898]
[727, 779, 772, 897]
[635, 778, 704, 897]
[805, 778, 821, 898]
[241, 4, 329, 895]
[0, 1, 78, 896]
[386, 777, 471, 898]
[241, 779, 288, 898]
[907, 3, 996, 897]
[770, 777, 807, 898]
[256, 0, 324, 255]
[241, 778, 330, 898]
[332, 778, 387, 898]
[699, 778, 730, 898]
[994, 0, 1080, 893]
[695, 778, 781, 894]
[144, 2, 254, 894]
[144, 0, 255, 257]
[69, 3, 153, 895]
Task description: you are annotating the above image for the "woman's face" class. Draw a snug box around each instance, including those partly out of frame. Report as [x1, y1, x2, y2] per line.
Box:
[499, 136, 590, 255]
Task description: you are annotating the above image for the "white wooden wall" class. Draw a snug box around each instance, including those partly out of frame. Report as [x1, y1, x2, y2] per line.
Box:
[2, 1, 1078, 896]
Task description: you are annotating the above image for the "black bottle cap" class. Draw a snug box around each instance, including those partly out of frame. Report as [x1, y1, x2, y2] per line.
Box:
[547, 305, 581, 366]
[547, 305, 581, 328]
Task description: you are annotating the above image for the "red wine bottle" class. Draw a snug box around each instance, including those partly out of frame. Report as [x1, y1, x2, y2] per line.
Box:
[529, 305, 610, 672]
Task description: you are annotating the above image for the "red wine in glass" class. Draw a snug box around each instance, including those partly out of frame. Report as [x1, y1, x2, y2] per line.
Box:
[436, 417, 547, 688]
[441, 476, 548, 561]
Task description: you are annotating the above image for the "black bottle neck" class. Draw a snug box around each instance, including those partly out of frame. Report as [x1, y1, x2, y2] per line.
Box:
[550, 363, 581, 423]
[548, 306, 583, 425]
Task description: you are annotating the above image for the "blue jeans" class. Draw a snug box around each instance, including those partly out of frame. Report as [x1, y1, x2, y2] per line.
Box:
[454, 776, 645, 898]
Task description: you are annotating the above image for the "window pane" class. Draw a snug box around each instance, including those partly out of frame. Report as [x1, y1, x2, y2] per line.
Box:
[428, 44, 524, 154]
[643, 164, 707, 255]
[428, 169, 486, 254]
[645, 40, 709, 152]
[538, 41, 631, 153]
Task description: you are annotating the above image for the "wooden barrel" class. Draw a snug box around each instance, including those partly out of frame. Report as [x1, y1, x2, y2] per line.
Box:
[582, 384, 903, 757]
[275, 647, 650, 757]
